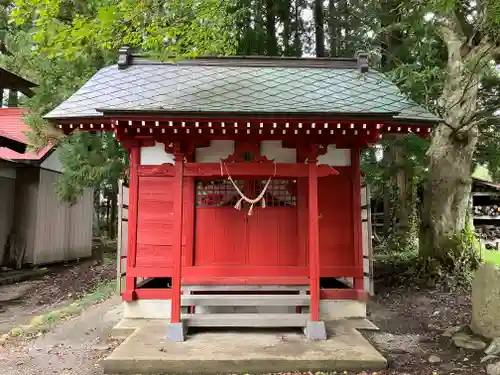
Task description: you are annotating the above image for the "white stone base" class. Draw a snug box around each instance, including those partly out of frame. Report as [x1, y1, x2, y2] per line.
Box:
[124, 300, 188, 319]
[321, 300, 366, 320]
[123, 299, 366, 320]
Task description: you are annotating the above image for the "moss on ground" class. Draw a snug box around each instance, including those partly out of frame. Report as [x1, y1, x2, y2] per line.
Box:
[2, 280, 115, 342]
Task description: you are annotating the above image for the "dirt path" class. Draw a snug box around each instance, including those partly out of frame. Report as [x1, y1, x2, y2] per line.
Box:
[0, 255, 117, 334]
[0, 296, 122, 375]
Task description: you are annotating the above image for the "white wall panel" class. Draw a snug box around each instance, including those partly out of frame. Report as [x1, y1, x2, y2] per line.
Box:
[318, 145, 351, 166]
[140, 142, 175, 165]
[261, 141, 296, 162]
[195, 140, 235, 162]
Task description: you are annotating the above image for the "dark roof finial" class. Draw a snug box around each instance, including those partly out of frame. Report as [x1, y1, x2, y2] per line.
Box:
[356, 51, 369, 73]
[117, 46, 132, 69]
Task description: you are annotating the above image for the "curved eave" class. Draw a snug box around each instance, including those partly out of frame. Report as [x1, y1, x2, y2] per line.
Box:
[46, 108, 438, 126]
[48, 111, 434, 140]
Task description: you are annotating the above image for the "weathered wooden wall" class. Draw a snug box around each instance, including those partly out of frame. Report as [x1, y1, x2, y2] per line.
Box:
[13, 168, 40, 265]
[31, 169, 93, 265]
[67, 185, 94, 259]
[0, 176, 16, 264]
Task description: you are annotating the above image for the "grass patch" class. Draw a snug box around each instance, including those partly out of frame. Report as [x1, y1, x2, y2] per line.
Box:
[482, 249, 500, 265]
[3, 280, 115, 342]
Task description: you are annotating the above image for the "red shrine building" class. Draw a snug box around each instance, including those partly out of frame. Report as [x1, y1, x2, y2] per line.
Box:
[45, 48, 438, 341]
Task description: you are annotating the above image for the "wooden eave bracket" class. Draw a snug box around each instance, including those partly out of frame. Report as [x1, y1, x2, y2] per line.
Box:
[139, 162, 339, 178]
[318, 164, 339, 176]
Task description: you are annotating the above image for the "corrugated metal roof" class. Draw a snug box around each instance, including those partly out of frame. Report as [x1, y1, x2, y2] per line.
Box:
[0, 108, 52, 161]
[45, 55, 439, 123]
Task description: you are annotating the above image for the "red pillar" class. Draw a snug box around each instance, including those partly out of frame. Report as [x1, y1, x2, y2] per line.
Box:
[351, 148, 364, 292]
[124, 145, 139, 301]
[308, 155, 320, 321]
[170, 155, 184, 323]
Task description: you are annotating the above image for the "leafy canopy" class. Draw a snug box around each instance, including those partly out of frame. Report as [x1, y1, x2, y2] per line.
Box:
[3, 0, 240, 201]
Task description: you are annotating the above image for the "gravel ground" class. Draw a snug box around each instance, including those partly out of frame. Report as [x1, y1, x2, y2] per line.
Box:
[0, 254, 117, 334]
[0, 257, 495, 375]
[0, 296, 122, 375]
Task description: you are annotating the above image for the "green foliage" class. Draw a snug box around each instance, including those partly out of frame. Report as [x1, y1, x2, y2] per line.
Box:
[56, 132, 127, 202]
[10, 0, 240, 59]
[3, 0, 241, 202]
[2, 0, 500, 278]
[419, 224, 482, 288]
[374, 225, 482, 289]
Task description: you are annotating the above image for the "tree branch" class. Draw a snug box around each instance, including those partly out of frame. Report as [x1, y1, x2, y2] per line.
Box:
[452, 3, 475, 42]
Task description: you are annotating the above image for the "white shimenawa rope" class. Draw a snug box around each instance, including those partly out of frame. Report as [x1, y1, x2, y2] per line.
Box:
[220, 160, 276, 216]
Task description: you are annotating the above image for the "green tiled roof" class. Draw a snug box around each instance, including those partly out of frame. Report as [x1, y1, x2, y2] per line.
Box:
[44, 55, 439, 123]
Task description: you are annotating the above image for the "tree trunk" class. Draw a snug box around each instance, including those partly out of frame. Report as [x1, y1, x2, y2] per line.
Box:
[420, 124, 478, 256]
[391, 137, 417, 240]
[281, 0, 292, 56]
[327, 0, 338, 57]
[93, 188, 101, 238]
[8, 89, 18, 107]
[314, 0, 325, 57]
[341, 0, 349, 56]
[293, 0, 302, 57]
[383, 185, 391, 236]
[265, 0, 278, 55]
[420, 25, 488, 260]
[109, 181, 118, 240]
[379, 0, 418, 245]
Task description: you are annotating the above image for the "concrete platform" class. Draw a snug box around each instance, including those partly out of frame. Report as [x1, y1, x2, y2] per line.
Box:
[102, 319, 387, 374]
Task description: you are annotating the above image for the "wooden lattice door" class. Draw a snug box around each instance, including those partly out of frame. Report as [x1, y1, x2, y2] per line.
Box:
[194, 178, 300, 268]
[246, 179, 300, 267]
[194, 179, 247, 266]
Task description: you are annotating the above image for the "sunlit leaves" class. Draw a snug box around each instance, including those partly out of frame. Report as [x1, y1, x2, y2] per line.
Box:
[11, 0, 239, 61]
[4, 0, 241, 201]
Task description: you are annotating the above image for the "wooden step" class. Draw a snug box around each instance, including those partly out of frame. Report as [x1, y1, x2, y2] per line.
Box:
[182, 313, 309, 327]
[182, 285, 309, 292]
[181, 294, 310, 307]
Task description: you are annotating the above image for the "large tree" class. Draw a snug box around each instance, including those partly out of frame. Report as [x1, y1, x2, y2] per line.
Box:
[5, 0, 500, 266]
[417, 1, 500, 269]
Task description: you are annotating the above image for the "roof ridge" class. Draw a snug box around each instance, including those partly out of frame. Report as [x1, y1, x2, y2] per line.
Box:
[117, 46, 369, 71]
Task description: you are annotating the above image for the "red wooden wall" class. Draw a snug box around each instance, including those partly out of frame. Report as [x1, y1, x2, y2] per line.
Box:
[135, 176, 195, 272]
[132, 165, 359, 280]
[194, 207, 300, 267]
[318, 170, 356, 271]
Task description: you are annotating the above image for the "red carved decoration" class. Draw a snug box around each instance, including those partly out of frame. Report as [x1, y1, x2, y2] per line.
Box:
[139, 165, 176, 177]
[223, 141, 272, 163]
[317, 144, 329, 157]
[181, 162, 338, 178]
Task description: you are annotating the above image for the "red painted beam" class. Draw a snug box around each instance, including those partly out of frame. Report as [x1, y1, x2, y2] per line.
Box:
[138, 163, 339, 178]
[124, 146, 140, 302]
[135, 289, 173, 300]
[351, 149, 365, 292]
[183, 177, 196, 267]
[170, 156, 184, 323]
[127, 267, 174, 278]
[184, 162, 339, 178]
[181, 276, 310, 285]
[138, 164, 176, 177]
[125, 266, 364, 280]
[182, 266, 309, 278]
[308, 156, 321, 322]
